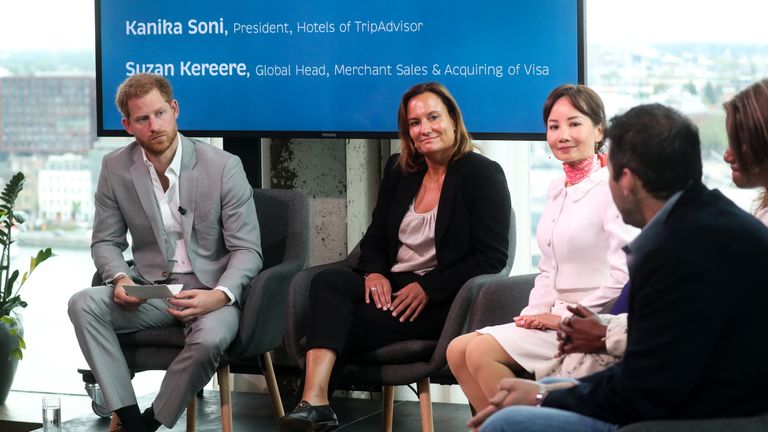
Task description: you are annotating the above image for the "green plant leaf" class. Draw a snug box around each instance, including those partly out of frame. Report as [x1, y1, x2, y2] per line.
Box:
[2, 296, 25, 312]
[29, 248, 54, 273]
[8, 269, 19, 290]
[3, 279, 11, 301]
[0, 172, 48, 359]
[9, 348, 22, 361]
[0, 172, 25, 204]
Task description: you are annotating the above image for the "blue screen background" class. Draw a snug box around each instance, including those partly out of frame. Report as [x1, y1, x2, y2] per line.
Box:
[98, 0, 582, 137]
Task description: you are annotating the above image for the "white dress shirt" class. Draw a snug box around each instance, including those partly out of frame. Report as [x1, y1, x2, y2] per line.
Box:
[139, 135, 235, 304]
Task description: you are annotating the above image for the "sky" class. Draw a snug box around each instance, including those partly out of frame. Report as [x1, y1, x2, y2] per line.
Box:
[587, 0, 768, 45]
[0, 0, 766, 51]
[0, 0, 94, 50]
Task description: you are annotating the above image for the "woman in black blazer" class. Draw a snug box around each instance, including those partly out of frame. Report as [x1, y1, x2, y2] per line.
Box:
[280, 82, 512, 432]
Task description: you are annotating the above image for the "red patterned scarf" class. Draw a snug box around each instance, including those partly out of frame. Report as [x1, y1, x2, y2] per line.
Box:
[563, 154, 606, 185]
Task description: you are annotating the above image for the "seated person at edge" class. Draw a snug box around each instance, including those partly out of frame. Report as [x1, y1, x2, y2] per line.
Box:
[446, 84, 637, 412]
[68, 74, 263, 432]
[537, 76, 768, 380]
[470, 103, 768, 432]
[278, 81, 512, 431]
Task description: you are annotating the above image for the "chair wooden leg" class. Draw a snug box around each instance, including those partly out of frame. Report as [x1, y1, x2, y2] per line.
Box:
[262, 351, 285, 424]
[109, 413, 120, 431]
[382, 385, 395, 432]
[417, 378, 434, 432]
[218, 365, 233, 432]
[186, 397, 196, 431]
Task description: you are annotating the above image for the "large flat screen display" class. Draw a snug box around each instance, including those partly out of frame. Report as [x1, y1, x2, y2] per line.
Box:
[96, 0, 584, 139]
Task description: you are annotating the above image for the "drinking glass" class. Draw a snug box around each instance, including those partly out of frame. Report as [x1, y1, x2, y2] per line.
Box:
[42, 396, 61, 432]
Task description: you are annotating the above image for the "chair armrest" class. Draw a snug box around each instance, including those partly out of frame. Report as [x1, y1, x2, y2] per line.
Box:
[426, 272, 513, 373]
[228, 257, 305, 360]
[283, 258, 350, 367]
[466, 273, 537, 331]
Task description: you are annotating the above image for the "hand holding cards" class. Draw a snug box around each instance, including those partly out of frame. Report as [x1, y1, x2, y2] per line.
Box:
[123, 284, 183, 299]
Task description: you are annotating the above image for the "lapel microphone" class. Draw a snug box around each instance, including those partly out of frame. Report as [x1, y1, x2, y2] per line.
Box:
[178, 206, 187, 216]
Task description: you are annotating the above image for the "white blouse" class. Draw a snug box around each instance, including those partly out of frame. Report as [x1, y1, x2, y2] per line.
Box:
[521, 167, 639, 318]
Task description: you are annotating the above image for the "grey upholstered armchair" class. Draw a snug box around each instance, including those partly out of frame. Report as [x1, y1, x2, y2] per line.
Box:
[88, 188, 309, 432]
[461, 273, 537, 333]
[284, 208, 516, 432]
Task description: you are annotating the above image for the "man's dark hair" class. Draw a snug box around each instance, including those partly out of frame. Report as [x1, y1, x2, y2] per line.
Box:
[607, 103, 702, 200]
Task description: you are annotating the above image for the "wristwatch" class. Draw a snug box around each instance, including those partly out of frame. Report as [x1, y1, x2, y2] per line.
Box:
[535, 386, 548, 407]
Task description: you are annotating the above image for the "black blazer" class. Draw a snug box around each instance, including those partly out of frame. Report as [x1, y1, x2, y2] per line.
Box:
[356, 152, 511, 307]
[545, 182, 768, 425]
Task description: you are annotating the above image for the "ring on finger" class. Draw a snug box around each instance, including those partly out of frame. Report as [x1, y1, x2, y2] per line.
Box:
[370, 287, 378, 292]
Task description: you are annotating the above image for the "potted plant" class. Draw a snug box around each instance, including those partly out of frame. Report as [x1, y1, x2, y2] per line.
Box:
[0, 172, 53, 404]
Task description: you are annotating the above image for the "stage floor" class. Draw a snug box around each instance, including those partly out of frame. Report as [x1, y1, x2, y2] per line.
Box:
[2, 389, 474, 431]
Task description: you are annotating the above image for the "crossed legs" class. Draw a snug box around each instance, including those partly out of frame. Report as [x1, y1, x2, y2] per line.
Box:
[447, 332, 523, 411]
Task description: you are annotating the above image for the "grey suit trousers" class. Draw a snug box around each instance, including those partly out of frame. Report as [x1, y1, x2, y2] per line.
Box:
[68, 273, 239, 428]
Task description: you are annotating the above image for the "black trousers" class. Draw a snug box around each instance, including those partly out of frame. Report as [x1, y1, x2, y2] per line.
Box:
[306, 266, 448, 357]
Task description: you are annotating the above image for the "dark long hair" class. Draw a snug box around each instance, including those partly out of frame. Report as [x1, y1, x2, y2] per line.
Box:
[724, 78, 768, 210]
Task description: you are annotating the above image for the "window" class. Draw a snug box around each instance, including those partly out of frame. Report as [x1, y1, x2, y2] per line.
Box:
[527, 0, 767, 268]
[1, 1, 166, 396]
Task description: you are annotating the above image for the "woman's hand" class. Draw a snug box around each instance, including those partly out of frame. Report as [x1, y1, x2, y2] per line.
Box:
[364, 273, 393, 310]
[391, 282, 429, 322]
[513, 313, 561, 330]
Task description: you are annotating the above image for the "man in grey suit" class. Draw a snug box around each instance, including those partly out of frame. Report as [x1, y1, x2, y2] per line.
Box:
[68, 74, 262, 431]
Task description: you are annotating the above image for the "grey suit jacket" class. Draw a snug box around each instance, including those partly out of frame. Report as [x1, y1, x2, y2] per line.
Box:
[91, 135, 263, 303]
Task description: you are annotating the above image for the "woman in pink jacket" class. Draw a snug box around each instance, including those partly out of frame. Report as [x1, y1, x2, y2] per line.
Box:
[447, 84, 637, 412]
